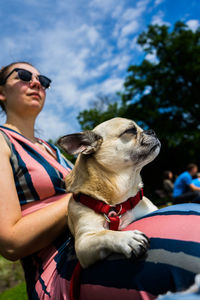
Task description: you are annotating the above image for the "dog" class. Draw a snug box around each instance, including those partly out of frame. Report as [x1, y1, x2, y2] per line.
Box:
[58, 117, 161, 268]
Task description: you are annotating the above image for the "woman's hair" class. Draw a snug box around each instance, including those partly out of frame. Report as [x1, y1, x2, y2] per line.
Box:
[0, 61, 33, 112]
[163, 170, 172, 180]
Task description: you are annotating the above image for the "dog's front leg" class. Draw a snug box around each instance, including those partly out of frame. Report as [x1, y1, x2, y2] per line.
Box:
[68, 201, 150, 268]
[76, 228, 150, 268]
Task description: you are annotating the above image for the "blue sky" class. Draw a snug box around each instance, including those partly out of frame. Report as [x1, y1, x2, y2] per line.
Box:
[0, 0, 199, 140]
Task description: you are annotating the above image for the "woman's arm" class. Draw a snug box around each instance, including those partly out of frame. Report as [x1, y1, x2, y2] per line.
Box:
[0, 134, 71, 261]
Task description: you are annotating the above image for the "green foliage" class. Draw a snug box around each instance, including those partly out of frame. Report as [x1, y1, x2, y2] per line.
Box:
[0, 256, 25, 294]
[121, 21, 200, 147]
[0, 282, 27, 300]
[121, 21, 200, 190]
[0, 256, 27, 299]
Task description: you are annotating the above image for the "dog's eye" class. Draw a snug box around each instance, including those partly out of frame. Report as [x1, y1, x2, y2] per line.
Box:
[123, 127, 137, 135]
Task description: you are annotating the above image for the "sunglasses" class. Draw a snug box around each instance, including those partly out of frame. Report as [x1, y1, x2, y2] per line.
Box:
[2, 68, 51, 89]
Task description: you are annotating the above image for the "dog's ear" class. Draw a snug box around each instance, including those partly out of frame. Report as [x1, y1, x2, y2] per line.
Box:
[57, 131, 103, 155]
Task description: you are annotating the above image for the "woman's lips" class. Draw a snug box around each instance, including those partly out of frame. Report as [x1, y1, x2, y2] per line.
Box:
[28, 92, 41, 99]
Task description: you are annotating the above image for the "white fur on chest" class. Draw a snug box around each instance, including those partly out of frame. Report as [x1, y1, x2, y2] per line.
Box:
[103, 197, 157, 230]
[118, 209, 137, 229]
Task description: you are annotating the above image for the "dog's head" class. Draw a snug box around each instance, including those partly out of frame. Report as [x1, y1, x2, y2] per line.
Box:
[57, 117, 160, 172]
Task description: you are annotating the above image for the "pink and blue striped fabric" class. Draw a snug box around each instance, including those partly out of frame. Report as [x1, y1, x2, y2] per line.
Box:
[0, 126, 71, 205]
[1, 126, 200, 300]
[22, 203, 200, 300]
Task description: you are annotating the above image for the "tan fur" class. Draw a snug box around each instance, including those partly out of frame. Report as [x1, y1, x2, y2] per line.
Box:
[59, 117, 161, 268]
[65, 155, 117, 204]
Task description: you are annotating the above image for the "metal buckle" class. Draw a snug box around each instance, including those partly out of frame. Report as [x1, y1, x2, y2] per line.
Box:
[103, 205, 122, 222]
[104, 213, 111, 223]
[117, 204, 122, 216]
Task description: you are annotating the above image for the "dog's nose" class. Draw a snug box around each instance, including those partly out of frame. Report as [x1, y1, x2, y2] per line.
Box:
[143, 129, 157, 137]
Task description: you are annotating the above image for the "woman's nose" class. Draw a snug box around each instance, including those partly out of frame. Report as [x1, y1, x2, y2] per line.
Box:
[29, 75, 41, 89]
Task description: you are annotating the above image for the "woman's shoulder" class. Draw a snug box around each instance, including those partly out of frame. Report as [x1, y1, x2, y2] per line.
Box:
[0, 129, 11, 157]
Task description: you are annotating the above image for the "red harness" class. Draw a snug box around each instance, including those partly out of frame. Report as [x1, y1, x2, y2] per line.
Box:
[73, 189, 143, 231]
[70, 189, 143, 300]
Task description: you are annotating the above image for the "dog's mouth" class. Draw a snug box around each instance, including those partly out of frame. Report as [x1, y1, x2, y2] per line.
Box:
[133, 139, 161, 163]
[140, 138, 161, 152]
[149, 141, 161, 153]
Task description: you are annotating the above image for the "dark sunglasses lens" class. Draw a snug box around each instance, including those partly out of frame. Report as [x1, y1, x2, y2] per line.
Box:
[38, 75, 51, 89]
[17, 70, 32, 82]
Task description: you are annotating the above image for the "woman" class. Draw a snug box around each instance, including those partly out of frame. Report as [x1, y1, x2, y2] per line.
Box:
[0, 62, 74, 299]
[0, 62, 200, 300]
[162, 170, 174, 198]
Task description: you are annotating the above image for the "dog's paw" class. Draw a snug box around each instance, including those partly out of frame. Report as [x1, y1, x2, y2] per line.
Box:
[115, 230, 150, 259]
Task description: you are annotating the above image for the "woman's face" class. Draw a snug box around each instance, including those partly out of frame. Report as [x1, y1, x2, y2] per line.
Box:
[0, 63, 46, 117]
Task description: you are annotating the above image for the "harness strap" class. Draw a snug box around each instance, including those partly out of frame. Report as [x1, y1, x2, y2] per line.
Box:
[69, 262, 81, 300]
[108, 215, 120, 230]
[73, 189, 143, 231]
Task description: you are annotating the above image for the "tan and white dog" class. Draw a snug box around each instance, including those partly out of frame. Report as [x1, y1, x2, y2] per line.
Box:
[58, 117, 161, 268]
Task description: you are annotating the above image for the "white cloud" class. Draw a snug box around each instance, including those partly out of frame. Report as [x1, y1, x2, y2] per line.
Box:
[113, 0, 150, 49]
[16, 0, 51, 7]
[130, 36, 143, 52]
[110, 54, 131, 71]
[101, 77, 124, 94]
[36, 109, 78, 140]
[117, 37, 129, 49]
[67, 75, 124, 112]
[151, 10, 170, 26]
[89, 0, 116, 13]
[186, 19, 200, 32]
[112, 5, 124, 19]
[154, 0, 164, 6]
[145, 51, 159, 64]
[121, 20, 140, 38]
[77, 24, 100, 46]
[122, 7, 145, 21]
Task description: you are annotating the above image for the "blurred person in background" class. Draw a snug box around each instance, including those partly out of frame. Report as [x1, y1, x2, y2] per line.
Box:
[192, 173, 200, 188]
[172, 163, 200, 204]
[162, 170, 174, 199]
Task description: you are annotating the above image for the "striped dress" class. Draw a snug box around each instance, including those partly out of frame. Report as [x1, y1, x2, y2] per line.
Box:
[1, 125, 200, 300]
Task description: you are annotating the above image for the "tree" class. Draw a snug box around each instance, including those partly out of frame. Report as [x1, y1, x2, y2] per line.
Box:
[77, 21, 200, 200]
[120, 21, 200, 189]
[121, 21, 200, 147]
[77, 93, 126, 130]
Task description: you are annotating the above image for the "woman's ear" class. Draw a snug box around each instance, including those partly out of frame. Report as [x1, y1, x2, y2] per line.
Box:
[0, 87, 6, 102]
